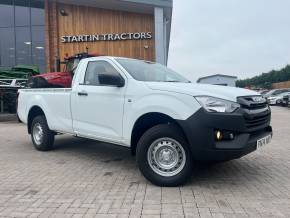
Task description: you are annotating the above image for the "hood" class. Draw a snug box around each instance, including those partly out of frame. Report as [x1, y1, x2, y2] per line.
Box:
[268, 95, 283, 100]
[145, 82, 259, 102]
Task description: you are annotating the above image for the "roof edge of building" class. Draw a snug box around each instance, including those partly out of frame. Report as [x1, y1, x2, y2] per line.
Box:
[52, 0, 172, 10]
[121, 0, 173, 7]
[197, 74, 238, 83]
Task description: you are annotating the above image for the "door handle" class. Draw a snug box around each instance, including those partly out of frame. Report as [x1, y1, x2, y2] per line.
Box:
[78, 92, 88, 96]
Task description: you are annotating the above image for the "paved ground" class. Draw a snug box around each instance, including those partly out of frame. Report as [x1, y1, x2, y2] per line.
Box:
[0, 107, 290, 218]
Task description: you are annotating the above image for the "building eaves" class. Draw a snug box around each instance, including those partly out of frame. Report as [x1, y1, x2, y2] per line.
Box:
[197, 74, 238, 83]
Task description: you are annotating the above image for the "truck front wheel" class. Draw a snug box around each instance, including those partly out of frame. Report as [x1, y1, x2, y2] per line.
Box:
[31, 115, 55, 151]
[136, 124, 192, 186]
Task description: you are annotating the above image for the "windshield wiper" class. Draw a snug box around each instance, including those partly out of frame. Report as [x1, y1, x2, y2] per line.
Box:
[166, 80, 191, 83]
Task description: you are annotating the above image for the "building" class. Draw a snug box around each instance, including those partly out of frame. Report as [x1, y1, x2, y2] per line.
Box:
[0, 0, 173, 73]
[272, 81, 290, 89]
[197, 74, 238, 87]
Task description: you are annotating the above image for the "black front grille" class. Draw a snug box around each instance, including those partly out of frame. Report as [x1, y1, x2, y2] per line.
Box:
[244, 112, 271, 129]
[237, 96, 271, 131]
[242, 102, 267, 110]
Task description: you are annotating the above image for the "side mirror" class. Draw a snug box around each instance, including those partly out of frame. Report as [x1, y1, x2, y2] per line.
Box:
[98, 74, 125, 87]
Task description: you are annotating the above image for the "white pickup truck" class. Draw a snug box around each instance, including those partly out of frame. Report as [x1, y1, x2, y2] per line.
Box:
[18, 57, 272, 186]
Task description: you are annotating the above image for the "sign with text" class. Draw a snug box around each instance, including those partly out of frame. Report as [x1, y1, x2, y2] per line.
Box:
[61, 32, 152, 43]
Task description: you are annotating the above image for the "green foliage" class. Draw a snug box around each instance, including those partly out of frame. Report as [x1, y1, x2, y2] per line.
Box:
[236, 65, 290, 88]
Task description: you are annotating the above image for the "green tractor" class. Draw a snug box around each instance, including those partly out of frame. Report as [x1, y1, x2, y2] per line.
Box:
[0, 65, 40, 114]
[0, 65, 40, 80]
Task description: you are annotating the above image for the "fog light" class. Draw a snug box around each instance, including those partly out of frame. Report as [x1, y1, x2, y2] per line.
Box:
[215, 130, 235, 141]
[215, 131, 223, 141]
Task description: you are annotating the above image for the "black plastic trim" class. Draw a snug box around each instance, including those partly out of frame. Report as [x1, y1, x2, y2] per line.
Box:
[177, 107, 273, 161]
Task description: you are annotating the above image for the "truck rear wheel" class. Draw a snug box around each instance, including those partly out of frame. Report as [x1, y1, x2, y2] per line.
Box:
[31, 115, 55, 151]
[136, 124, 192, 186]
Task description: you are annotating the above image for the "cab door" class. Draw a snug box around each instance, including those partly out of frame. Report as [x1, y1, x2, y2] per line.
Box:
[71, 60, 126, 144]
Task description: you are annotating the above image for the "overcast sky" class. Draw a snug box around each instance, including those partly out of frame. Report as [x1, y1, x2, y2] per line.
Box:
[167, 0, 290, 82]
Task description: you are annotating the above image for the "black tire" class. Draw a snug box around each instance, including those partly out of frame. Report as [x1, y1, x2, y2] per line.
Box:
[30, 115, 55, 151]
[136, 124, 193, 187]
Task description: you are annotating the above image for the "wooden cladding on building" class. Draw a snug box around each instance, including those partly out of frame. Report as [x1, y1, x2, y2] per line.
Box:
[45, 1, 155, 71]
[272, 81, 290, 89]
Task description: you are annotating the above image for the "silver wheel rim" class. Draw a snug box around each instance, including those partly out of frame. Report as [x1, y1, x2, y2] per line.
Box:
[33, 123, 44, 146]
[147, 138, 186, 177]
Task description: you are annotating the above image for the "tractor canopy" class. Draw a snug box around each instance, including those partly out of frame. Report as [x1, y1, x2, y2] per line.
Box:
[0, 65, 40, 79]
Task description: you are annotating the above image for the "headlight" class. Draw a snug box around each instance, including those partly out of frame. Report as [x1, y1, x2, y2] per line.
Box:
[195, 96, 240, 113]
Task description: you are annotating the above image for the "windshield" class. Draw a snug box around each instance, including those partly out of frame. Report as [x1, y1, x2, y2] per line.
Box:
[265, 89, 290, 97]
[116, 58, 190, 83]
[264, 90, 275, 96]
[278, 92, 290, 97]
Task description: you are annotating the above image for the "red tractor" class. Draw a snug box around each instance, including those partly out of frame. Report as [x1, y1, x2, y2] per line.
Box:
[29, 52, 98, 88]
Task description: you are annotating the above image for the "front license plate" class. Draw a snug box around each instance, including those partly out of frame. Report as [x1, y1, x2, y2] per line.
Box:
[256, 135, 272, 150]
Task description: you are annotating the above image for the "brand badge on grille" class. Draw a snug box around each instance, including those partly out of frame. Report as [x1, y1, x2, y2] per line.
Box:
[252, 96, 265, 103]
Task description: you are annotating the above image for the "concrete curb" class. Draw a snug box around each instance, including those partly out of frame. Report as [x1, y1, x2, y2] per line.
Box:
[0, 114, 17, 122]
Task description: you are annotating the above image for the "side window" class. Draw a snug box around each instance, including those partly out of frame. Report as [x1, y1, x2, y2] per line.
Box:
[84, 61, 121, 86]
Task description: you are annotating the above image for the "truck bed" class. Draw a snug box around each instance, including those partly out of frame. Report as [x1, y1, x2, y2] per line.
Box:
[18, 88, 74, 134]
[19, 88, 72, 93]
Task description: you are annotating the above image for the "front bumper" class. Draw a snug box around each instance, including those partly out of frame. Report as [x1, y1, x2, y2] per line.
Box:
[177, 107, 272, 161]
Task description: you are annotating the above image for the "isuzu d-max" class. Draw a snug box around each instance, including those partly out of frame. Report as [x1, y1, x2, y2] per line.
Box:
[18, 57, 273, 186]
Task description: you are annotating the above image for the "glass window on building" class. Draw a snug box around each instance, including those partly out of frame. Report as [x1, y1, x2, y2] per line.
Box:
[32, 26, 45, 71]
[15, 0, 30, 27]
[0, 28, 15, 67]
[16, 27, 32, 65]
[0, 0, 14, 27]
[31, 0, 45, 26]
[0, 0, 46, 72]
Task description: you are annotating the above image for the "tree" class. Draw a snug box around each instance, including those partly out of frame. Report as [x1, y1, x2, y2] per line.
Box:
[236, 65, 290, 88]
